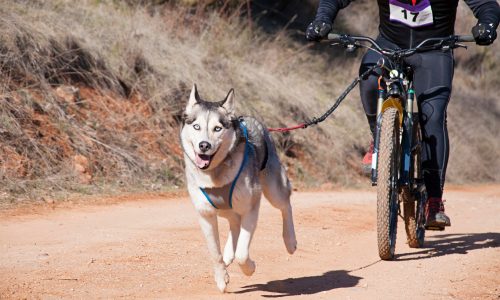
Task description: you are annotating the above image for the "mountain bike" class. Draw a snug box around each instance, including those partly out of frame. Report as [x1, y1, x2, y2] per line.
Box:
[328, 33, 474, 260]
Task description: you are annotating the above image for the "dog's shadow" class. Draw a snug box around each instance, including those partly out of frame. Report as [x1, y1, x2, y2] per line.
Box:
[234, 270, 362, 298]
[396, 232, 499, 261]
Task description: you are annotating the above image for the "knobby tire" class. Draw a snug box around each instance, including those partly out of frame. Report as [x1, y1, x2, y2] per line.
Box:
[377, 108, 400, 260]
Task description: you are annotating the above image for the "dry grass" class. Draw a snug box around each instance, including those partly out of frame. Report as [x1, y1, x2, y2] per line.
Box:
[0, 0, 498, 203]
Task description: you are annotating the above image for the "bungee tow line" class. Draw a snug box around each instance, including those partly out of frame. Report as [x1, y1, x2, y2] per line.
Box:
[268, 65, 378, 133]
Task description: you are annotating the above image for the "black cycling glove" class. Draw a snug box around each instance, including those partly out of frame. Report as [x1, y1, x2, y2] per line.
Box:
[472, 23, 497, 46]
[305, 20, 332, 42]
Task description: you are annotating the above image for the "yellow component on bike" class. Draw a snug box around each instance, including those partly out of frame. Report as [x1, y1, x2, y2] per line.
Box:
[381, 97, 403, 127]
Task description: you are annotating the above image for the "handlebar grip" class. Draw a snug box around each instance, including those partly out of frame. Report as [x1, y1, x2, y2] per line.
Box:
[327, 33, 342, 42]
[456, 35, 475, 43]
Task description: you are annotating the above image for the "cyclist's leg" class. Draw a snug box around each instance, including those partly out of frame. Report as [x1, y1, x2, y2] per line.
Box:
[359, 36, 397, 136]
[407, 50, 454, 227]
[359, 37, 398, 170]
[359, 49, 381, 138]
[408, 50, 453, 198]
[359, 36, 400, 136]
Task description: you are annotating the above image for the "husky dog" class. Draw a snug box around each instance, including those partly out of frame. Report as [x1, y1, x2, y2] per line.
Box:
[181, 84, 297, 292]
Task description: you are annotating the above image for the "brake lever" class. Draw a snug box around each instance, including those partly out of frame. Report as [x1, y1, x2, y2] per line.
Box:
[329, 41, 356, 52]
[334, 35, 359, 52]
[440, 38, 467, 51]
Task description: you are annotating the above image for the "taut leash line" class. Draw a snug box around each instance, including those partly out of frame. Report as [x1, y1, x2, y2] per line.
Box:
[267, 123, 306, 132]
[268, 65, 378, 133]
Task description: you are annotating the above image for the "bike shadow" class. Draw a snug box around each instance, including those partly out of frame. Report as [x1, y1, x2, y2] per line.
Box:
[395, 232, 499, 261]
[234, 270, 362, 297]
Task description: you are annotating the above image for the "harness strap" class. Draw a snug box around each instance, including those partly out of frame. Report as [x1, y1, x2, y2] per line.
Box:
[200, 187, 219, 209]
[200, 120, 250, 209]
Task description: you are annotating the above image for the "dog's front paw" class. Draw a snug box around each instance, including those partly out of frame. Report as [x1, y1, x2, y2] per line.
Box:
[214, 267, 230, 293]
[284, 236, 297, 254]
[238, 259, 256, 276]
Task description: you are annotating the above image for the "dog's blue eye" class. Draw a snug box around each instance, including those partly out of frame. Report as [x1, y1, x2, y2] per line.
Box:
[193, 124, 200, 130]
[214, 126, 222, 132]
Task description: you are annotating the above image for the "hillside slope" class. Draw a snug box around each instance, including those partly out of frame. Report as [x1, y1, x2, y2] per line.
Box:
[0, 0, 498, 202]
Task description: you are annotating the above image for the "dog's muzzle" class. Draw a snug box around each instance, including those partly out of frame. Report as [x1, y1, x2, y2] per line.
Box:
[195, 153, 213, 169]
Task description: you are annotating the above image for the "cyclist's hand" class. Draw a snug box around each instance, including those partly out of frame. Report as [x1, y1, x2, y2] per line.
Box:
[472, 23, 497, 45]
[306, 20, 332, 42]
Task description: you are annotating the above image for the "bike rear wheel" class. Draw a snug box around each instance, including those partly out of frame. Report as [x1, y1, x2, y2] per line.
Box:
[377, 108, 400, 260]
[402, 186, 426, 247]
[403, 114, 426, 248]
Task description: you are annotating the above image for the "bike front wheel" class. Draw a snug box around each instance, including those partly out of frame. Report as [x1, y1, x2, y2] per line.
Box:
[377, 107, 400, 260]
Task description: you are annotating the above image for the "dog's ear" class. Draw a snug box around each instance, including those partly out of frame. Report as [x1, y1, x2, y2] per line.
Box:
[221, 88, 235, 114]
[186, 84, 200, 114]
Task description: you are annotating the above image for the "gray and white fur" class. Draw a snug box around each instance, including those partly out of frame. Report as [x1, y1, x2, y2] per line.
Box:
[181, 84, 297, 292]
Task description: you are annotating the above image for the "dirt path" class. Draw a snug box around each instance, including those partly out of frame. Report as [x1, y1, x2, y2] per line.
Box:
[1, 187, 499, 299]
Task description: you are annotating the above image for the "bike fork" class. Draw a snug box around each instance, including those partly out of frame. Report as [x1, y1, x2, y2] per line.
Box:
[371, 88, 386, 186]
[399, 88, 415, 186]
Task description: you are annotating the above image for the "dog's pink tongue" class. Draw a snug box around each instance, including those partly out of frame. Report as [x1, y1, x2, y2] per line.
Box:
[195, 154, 211, 168]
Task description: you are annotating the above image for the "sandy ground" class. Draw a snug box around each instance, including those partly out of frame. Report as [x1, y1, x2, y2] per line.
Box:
[1, 186, 499, 299]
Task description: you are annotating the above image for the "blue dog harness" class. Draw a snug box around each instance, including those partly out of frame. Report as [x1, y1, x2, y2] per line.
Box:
[199, 121, 251, 209]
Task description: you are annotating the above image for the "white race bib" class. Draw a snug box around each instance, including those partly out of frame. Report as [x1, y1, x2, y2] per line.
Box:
[389, 0, 434, 28]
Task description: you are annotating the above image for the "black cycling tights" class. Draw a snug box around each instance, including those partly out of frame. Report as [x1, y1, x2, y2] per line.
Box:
[359, 36, 454, 199]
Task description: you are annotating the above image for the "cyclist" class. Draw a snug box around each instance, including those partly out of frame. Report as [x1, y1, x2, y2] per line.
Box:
[306, 0, 499, 230]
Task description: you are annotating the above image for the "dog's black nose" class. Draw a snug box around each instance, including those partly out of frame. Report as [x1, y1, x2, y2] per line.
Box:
[199, 141, 212, 153]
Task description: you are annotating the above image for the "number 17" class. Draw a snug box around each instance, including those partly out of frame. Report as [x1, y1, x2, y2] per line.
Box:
[401, 9, 420, 22]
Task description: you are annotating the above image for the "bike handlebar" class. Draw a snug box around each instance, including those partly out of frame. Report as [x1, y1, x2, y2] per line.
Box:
[327, 33, 475, 57]
[455, 35, 475, 43]
[327, 33, 343, 43]
[413, 35, 475, 48]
